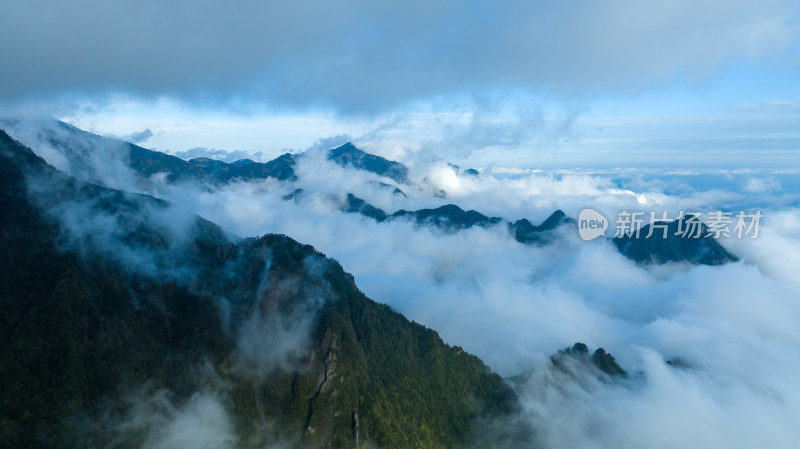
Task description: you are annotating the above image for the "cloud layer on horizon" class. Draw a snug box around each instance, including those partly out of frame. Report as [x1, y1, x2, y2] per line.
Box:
[6, 120, 800, 448]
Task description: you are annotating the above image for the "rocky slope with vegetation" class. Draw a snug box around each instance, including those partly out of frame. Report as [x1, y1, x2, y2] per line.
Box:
[0, 130, 518, 448]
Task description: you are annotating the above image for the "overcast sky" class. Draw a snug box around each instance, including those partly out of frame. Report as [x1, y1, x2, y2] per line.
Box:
[2, 0, 799, 166]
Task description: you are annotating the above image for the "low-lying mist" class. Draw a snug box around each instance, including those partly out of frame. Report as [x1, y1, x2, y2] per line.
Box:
[6, 120, 800, 448]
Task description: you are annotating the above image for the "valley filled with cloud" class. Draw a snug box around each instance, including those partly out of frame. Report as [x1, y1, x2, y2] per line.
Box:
[2, 1, 800, 447]
[2, 118, 798, 448]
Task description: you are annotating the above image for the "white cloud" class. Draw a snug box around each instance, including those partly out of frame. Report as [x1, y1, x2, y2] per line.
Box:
[142, 393, 237, 449]
[744, 176, 782, 193]
[8, 121, 800, 447]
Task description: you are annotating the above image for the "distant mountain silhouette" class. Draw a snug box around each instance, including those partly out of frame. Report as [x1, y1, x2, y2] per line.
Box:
[344, 193, 388, 221]
[342, 192, 737, 265]
[448, 163, 479, 177]
[328, 142, 409, 184]
[370, 180, 407, 197]
[507, 342, 627, 396]
[0, 119, 297, 186]
[342, 193, 574, 245]
[510, 210, 574, 244]
[392, 204, 504, 230]
[181, 151, 296, 183]
[3, 120, 738, 268]
[613, 217, 737, 265]
[551, 342, 627, 378]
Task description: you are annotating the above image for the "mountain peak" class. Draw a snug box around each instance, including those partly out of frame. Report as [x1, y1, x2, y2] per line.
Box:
[613, 217, 737, 266]
[328, 143, 409, 184]
[510, 210, 572, 245]
[552, 342, 627, 378]
[391, 203, 502, 231]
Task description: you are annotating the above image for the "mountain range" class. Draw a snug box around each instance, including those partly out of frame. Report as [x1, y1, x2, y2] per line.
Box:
[0, 119, 734, 448]
[0, 129, 523, 448]
[0, 119, 738, 267]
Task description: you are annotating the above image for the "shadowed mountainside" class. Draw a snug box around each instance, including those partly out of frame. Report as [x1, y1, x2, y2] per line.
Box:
[2, 120, 737, 267]
[0, 119, 296, 186]
[613, 218, 738, 265]
[343, 192, 737, 265]
[343, 194, 571, 243]
[0, 130, 518, 449]
[328, 142, 409, 184]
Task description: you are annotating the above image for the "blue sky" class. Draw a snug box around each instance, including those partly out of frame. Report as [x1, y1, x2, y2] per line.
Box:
[1, 0, 799, 168]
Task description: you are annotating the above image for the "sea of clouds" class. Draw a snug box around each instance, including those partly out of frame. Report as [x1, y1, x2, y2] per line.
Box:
[5, 120, 800, 448]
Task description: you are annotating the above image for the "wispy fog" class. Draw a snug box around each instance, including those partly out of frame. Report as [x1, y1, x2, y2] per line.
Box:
[6, 122, 800, 447]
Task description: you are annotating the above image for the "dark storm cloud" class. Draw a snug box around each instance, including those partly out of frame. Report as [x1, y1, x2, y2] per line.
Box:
[1, 0, 797, 114]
